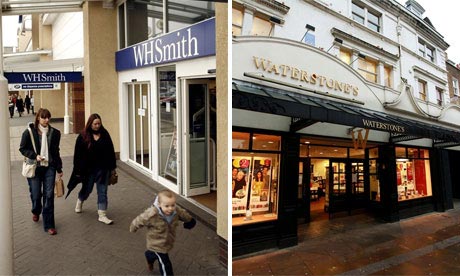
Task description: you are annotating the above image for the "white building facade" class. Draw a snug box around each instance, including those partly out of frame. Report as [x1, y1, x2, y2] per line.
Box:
[232, 0, 460, 256]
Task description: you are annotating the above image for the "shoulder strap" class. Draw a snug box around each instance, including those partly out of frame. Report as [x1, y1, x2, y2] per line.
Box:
[27, 127, 37, 154]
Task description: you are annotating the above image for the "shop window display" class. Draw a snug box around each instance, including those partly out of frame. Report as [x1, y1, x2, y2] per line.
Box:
[396, 147, 432, 201]
[232, 132, 280, 226]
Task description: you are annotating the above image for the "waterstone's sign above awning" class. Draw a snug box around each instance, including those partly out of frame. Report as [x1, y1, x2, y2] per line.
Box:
[115, 18, 215, 71]
[5, 72, 82, 83]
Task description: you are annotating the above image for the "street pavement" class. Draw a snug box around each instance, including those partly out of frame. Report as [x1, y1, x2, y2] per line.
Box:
[10, 113, 227, 275]
[233, 202, 460, 275]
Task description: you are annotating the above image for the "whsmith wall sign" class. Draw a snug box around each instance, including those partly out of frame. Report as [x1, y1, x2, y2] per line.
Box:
[5, 72, 82, 91]
[115, 18, 215, 71]
[5, 72, 82, 83]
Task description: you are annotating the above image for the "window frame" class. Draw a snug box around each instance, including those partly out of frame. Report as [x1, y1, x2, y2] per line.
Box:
[453, 78, 459, 96]
[357, 56, 378, 83]
[418, 79, 427, 101]
[232, 6, 243, 36]
[418, 38, 435, 62]
[436, 87, 443, 106]
[351, 1, 381, 32]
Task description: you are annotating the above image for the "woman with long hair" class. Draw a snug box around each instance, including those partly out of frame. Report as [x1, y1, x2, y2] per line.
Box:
[71, 113, 117, 224]
[19, 108, 63, 235]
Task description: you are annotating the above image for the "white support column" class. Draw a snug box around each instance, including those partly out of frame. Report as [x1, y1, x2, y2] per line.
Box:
[0, 6, 15, 274]
[64, 82, 70, 134]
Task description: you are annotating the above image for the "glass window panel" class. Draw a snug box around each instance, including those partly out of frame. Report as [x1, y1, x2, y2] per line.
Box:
[349, 148, 365, 158]
[232, 7, 243, 36]
[339, 48, 351, 64]
[232, 132, 250, 150]
[158, 66, 177, 183]
[251, 16, 273, 36]
[369, 147, 379, 158]
[418, 80, 427, 101]
[352, 3, 365, 24]
[232, 153, 280, 226]
[397, 156, 432, 201]
[395, 147, 406, 158]
[252, 134, 281, 151]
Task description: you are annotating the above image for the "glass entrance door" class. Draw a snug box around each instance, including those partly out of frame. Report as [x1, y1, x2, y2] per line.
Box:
[183, 79, 216, 196]
[326, 159, 367, 215]
[127, 82, 151, 170]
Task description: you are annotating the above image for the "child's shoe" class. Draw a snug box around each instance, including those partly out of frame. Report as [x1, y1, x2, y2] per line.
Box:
[147, 261, 153, 272]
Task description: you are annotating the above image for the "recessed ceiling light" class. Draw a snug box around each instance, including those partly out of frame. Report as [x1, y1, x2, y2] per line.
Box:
[268, 141, 274, 144]
[305, 141, 310, 144]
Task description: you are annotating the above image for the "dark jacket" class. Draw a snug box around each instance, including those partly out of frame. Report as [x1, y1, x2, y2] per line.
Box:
[19, 123, 63, 173]
[73, 129, 116, 175]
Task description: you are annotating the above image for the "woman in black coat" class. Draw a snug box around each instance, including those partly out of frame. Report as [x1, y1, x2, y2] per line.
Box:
[70, 113, 117, 225]
[19, 108, 63, 235]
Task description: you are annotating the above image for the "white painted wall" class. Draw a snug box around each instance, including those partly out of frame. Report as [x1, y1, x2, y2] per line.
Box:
[52, 12, 84, 60]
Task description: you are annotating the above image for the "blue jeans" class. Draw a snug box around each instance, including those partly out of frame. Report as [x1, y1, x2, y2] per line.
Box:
[27, 166, 56, 231]
[77, 168, 110, 210]
[145, 250, 173, 276]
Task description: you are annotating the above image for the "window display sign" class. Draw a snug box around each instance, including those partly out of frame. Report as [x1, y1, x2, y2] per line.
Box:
[249, 157, 272, 212]
[232, 157, 251, 214]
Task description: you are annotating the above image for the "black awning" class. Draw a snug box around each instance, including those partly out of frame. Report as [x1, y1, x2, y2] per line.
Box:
[232, 80, 460, 146]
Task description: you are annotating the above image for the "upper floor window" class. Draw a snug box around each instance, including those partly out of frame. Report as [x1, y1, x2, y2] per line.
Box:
[453, 78, 459, 96]
[352, 2, 380, 32]
[357, 56, 377, 83]
[339, 48, 352, 64]
[418, 79, 427, 101]
[418, 38, 435, 62]
[232, 7, 243, 36]
[436, 87, 443, 106]
[232, 6, 274, 37]
[251, 15, 273, 36]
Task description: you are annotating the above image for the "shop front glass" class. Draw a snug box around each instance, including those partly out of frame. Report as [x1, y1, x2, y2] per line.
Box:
[158, 66, 177, 184]
[396, 147, 432, 201]
[232, 131, 280, 226]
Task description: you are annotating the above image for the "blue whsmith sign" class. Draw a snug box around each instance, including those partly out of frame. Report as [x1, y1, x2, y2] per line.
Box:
[4, 72, 82, 83]
[115, 18, 215, 71]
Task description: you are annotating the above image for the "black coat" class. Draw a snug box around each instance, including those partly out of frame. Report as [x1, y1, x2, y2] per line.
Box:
[19, 123, 63, 173]
[66, 129, 116, 198]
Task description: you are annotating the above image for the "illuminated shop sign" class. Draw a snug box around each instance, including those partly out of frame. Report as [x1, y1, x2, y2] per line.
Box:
[116, 18, 216, 71]
[252, 56, 360, 96]
[4, 72, 82, 83]
[362, 119, 405, 133]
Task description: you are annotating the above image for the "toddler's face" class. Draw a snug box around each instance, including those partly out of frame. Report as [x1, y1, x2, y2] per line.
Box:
[159, 196, 176, 216]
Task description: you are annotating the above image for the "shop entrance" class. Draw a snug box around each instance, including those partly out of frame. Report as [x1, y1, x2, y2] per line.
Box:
[183, 78, 217, 212]
[127, 82, 151, 171]
[325, 159, 366, 216]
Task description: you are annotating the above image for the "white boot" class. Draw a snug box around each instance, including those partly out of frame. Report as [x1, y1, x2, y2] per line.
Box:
[98, 210, 113, 225]
[75, 199, 83, 213]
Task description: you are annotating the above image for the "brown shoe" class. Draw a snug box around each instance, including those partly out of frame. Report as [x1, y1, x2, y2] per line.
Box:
[32, 214, 39, 222]
[47, 228, 57, 235]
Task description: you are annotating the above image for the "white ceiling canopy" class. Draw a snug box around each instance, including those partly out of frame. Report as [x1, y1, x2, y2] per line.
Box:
[1, 0, 86, 15]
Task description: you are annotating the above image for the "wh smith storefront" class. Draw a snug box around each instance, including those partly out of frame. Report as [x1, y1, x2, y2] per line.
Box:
[232, 37, 460, 256]
[116, 18, 218, 212]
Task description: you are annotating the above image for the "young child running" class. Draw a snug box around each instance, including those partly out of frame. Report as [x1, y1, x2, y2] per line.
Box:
[130, 189, 196, 275]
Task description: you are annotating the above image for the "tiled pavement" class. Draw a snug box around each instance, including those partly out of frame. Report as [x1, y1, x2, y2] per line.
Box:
[233, 204, 460, 275]
[10, 114, 227, 275]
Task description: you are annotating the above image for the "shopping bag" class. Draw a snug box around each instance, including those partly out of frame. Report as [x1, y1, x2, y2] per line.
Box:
[55, 177, 65, 197]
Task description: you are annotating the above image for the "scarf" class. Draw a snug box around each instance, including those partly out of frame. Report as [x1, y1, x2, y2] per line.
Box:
[38, 124, 49, 167]
[153, 196, 176, 224]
